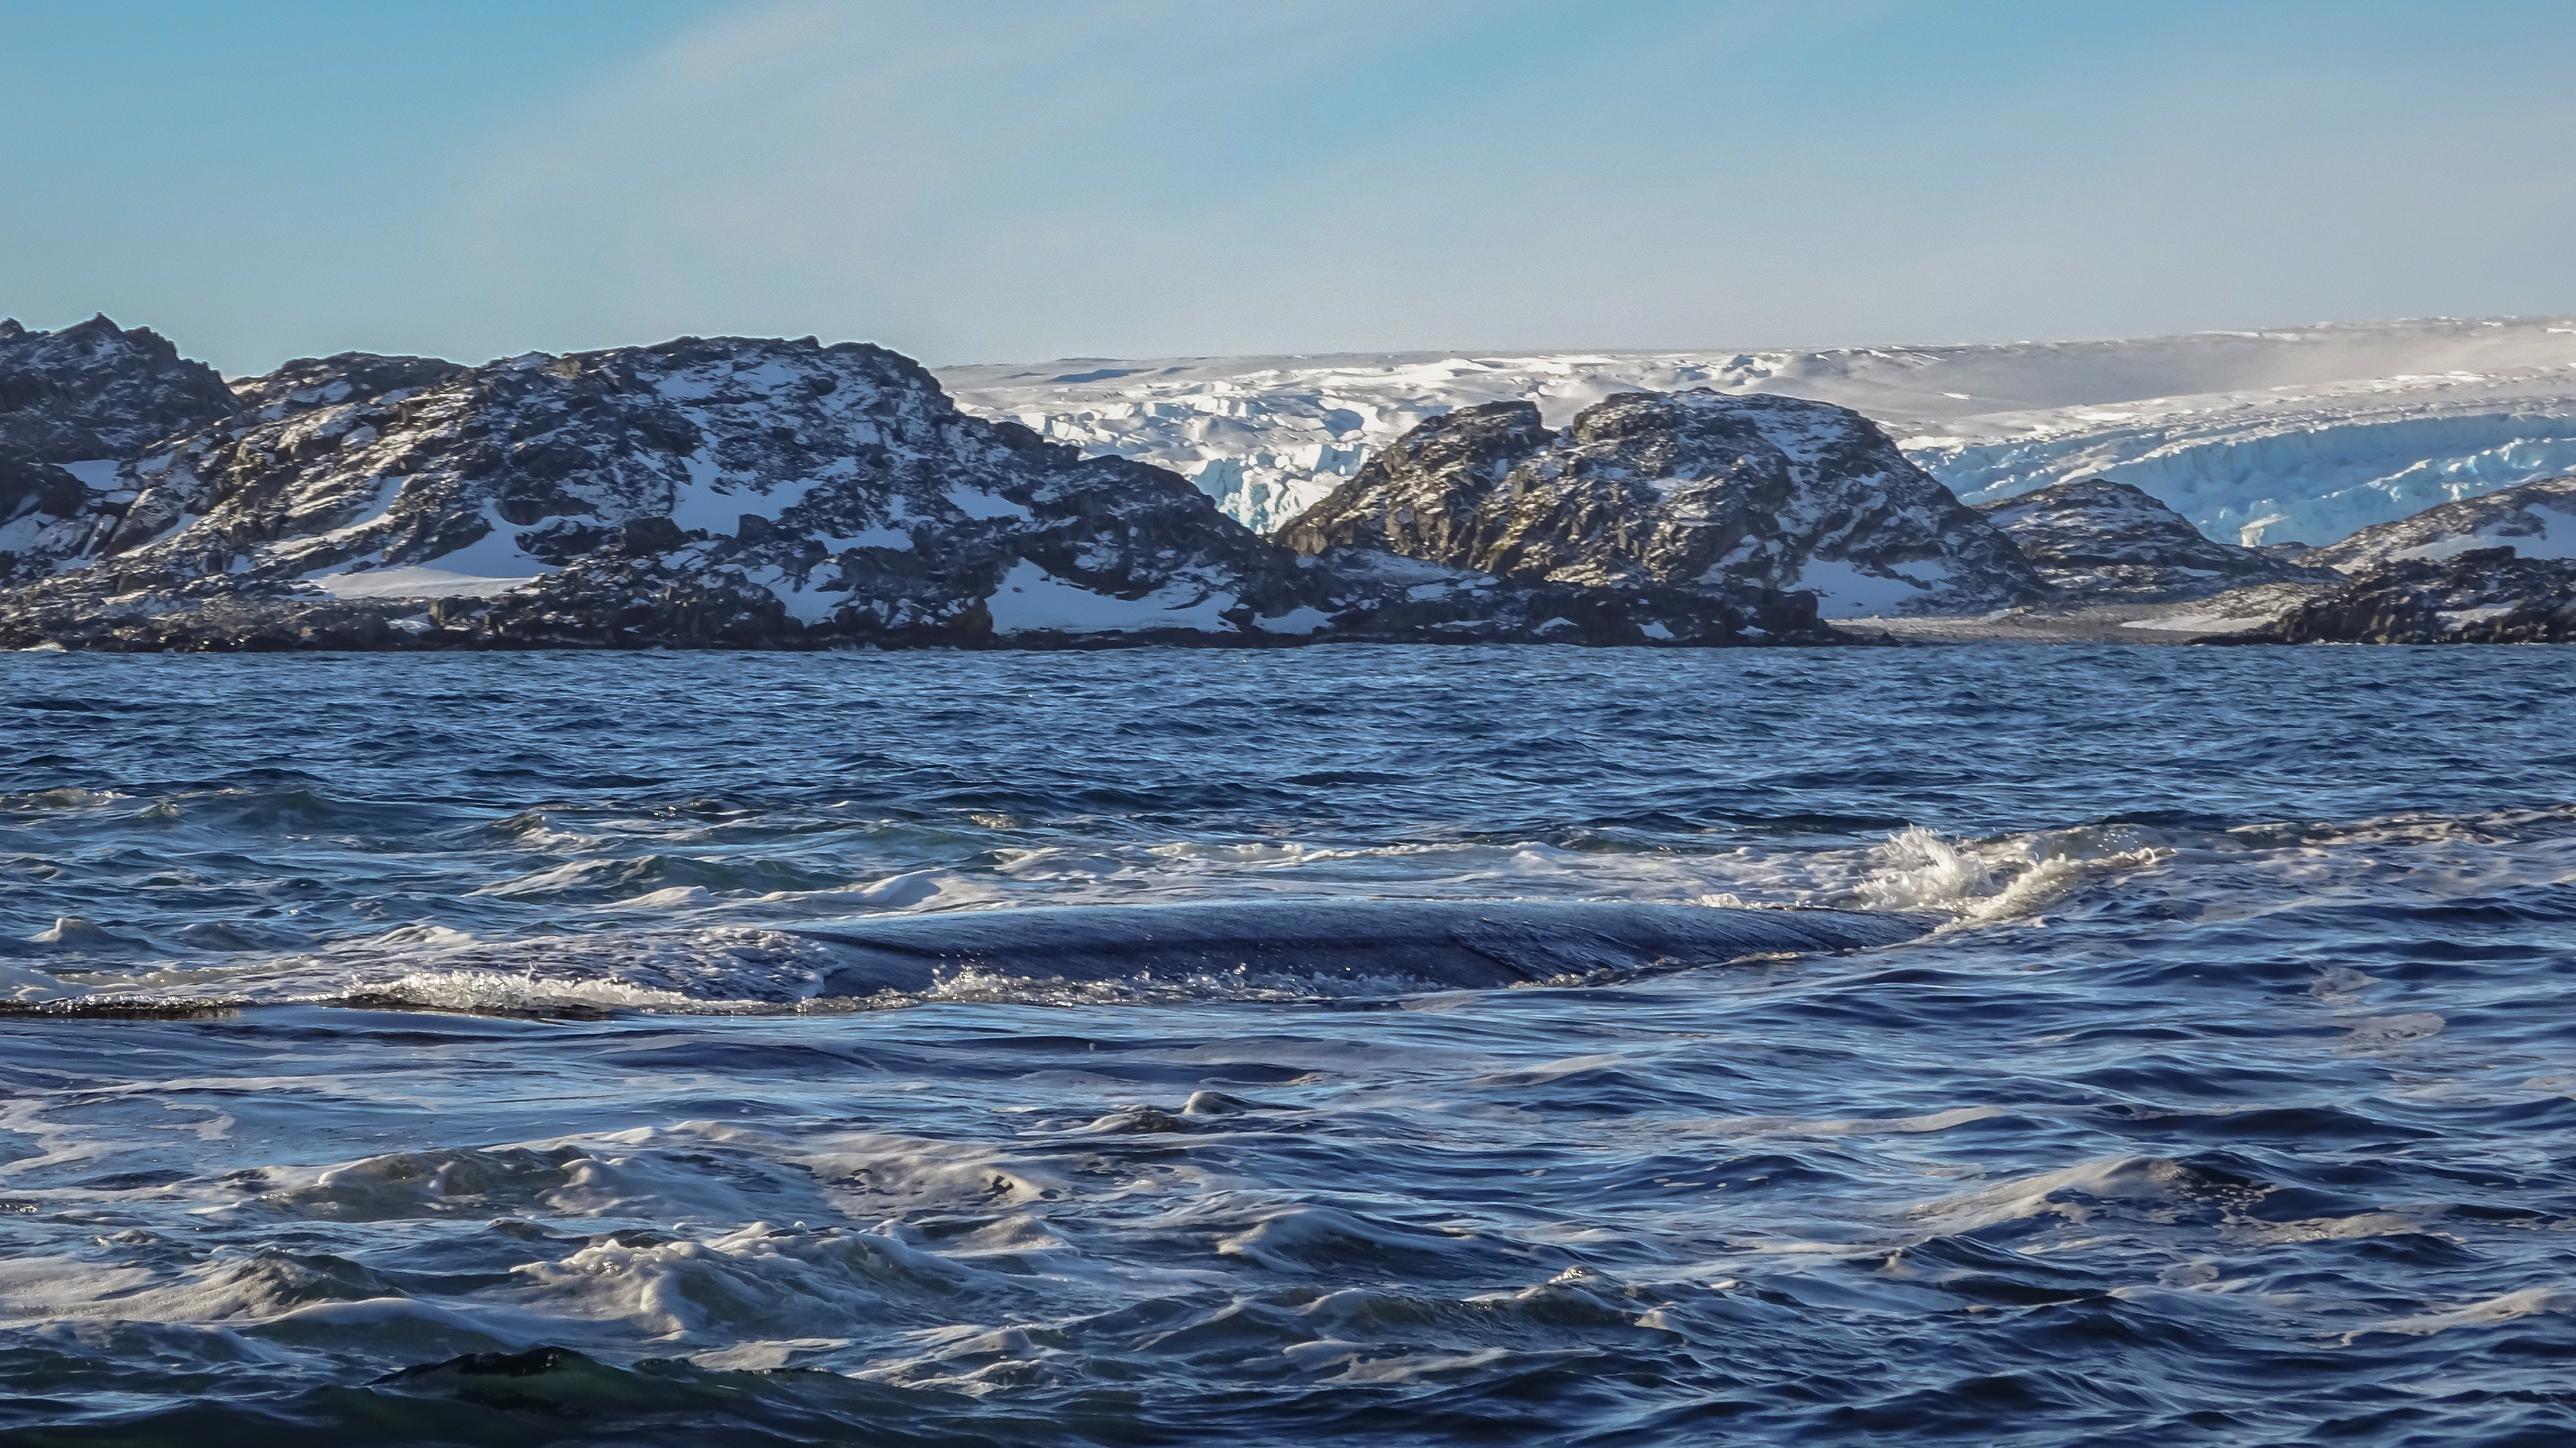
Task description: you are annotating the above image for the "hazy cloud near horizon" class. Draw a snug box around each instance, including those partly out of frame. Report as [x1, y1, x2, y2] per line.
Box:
[8, 0, 2573, 372]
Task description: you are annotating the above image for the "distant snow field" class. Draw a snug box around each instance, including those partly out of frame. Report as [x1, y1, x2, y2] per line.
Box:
[938, 316, 2576, 548]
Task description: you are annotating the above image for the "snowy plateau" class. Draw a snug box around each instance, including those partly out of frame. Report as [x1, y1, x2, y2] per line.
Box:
[939, 316, 2576, 549]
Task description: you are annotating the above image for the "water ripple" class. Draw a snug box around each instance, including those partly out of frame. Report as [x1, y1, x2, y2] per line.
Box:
[1, 645, 2572, 1445]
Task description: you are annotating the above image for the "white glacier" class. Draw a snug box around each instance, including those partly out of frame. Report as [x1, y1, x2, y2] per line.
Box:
[939, 317, 2576, 548]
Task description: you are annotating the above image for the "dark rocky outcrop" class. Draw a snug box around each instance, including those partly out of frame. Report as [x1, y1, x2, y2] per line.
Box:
[0, 315, 246, 584]
[0, 335, 1317, 650]
[1276, 391, 2046, 618]
[1889, 481, 2576, 645]
[2188, 479, 2576, 644]
[0, 333, 1835, 651]
[2222, 548, 2576, 644]
[1974, 477, 2340, 603]
[2302, 477, 2576, 575]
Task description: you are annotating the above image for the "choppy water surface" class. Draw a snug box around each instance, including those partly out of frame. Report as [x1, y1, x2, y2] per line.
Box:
[3, 645, 2574, 1446]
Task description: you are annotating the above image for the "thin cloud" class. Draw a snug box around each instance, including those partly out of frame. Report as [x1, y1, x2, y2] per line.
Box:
[428, 0, 2575, 365]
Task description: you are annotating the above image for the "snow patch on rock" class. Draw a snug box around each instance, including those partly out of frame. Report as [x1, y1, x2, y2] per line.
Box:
[983, 559, 1236, 634]
[1791, 557, 1953, 617]
[306, 566, 541, 601]
[741, 564, 846, 625]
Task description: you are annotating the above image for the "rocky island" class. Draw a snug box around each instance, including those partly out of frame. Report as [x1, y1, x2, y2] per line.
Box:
[0, 320, 2011, 651]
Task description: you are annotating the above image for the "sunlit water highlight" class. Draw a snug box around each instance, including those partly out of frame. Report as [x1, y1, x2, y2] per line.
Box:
[3, 645, 2573, 1445]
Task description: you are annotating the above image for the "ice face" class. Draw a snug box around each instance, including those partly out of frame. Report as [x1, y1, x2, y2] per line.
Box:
[940, 316, 2576, 548]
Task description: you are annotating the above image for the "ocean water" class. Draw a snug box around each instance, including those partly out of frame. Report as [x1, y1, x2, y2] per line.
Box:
[3, 644, 2573, 1447]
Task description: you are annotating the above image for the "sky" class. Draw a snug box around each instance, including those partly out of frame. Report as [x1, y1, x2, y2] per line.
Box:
[5, 0, 2573, 374]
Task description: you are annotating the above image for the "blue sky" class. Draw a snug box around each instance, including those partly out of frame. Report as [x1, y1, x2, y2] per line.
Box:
[5, 0, 2571, 373]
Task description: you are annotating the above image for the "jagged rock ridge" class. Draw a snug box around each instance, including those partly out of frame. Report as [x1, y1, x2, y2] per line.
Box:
[0, 315, 245, 583]
[1974, 477, 2339, 604]
[1276, 390, 2046, 618]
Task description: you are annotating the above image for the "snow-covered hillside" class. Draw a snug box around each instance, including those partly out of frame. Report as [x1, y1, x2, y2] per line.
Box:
[938, 317, 2576, 546]
[1276, 392, 2045, 618]
[0, 323, 1841, 651]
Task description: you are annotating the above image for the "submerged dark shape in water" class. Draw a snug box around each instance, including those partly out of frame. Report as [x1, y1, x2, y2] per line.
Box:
[8, 651, 2576, 1447]
[792, 899, 1927, 995]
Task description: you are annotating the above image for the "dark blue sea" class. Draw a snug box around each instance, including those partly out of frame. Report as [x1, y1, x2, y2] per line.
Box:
[4, 644, 2574, 1446]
